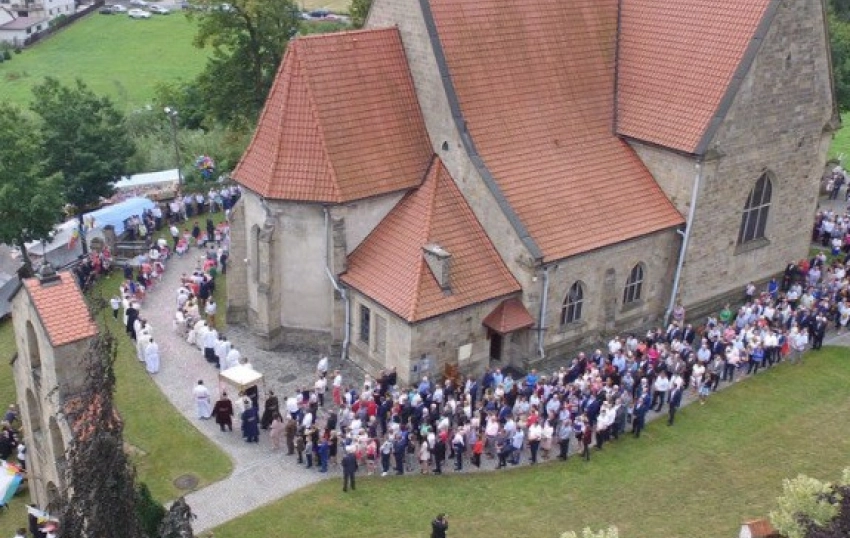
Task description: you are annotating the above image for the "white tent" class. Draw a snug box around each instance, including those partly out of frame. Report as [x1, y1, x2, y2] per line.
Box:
[113, 169, 179, 191]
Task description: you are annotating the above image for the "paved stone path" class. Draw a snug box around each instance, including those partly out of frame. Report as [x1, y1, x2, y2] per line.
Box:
[134, 195, 850, 534]
[136, 248, 360, 532]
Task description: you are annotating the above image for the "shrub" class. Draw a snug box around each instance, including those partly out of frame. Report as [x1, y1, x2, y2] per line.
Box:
[2, 50, 10, 61]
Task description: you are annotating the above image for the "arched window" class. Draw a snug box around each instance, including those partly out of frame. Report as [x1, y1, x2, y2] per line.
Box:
[26, 320, 41, 370]
[561, 282, 584, 325]
[623, 264, 644, 305]
[738, 174, 772, 244]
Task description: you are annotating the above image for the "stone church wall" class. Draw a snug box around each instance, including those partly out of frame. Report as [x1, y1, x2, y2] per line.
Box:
[678, 0, 836, 310]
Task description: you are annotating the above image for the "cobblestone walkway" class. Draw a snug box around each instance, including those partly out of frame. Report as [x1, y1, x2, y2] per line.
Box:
[136, 216, 850, 533]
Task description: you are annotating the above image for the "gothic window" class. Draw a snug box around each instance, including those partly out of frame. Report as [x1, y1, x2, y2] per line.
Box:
[623, 264, 644, 305]
[561, 281, 584, 325]
[359, 304, 371, 344]
[738, 174, 772, 244]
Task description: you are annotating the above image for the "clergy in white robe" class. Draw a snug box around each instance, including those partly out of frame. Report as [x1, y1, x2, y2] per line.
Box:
[144, 340, 160, 374]
[194, 381, 212, 419]
[225, 348, 241, 370]
[136, 328, 153, 362]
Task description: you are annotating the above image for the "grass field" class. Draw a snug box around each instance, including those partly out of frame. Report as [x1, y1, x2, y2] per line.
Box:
[211, 347, 850, 538]
[300, 0, 350, 13]
[0, 13, 208, 110]
[0, 260, 232, 536]
[830, 112, 850, 161]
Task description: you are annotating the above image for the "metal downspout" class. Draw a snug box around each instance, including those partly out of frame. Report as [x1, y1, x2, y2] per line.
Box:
[323, 207, 350, 361]
[665, 159, 704, 325]
[537, 267, 550, 359]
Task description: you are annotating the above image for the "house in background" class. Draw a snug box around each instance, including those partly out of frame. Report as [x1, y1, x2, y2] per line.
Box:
[0, 0, 78, 46]
[228, 0, 838, 383]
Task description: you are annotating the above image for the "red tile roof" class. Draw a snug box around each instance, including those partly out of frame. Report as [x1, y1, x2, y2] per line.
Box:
[429, 0, 683, 263]
[342, 157, 521, 322]
[482, 298, 534, 334]
[742, 519, 779, 538]
[616, 0, 773, 153]
[233, 28, 433, 203]
[24, 272, 97, 347]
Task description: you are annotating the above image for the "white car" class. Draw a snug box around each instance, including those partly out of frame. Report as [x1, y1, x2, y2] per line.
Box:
[111, 4, 127, 11]
[148, 5, 170, 14]
[128, 8, 151, 18]
[129, 0, 148, 6]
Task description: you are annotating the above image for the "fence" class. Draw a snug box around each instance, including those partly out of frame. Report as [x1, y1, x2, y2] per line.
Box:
[19, 1, 104, 48]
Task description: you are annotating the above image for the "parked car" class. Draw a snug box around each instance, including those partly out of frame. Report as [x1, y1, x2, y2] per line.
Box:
[148, 5, 170, 14]
[99, 5, 114, 13]
[128, 8, 151, 18]
[129, 0, 148, 7]
[111, 4, 128, 12]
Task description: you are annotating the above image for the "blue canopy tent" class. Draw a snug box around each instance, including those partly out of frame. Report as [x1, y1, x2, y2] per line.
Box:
[85, 197, 155, 236]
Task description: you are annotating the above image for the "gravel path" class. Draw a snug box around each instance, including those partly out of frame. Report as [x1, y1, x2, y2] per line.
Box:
[136, 248, 359, 533]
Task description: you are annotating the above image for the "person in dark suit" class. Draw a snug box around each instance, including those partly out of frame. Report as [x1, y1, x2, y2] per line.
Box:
[668, 384, 683, 426]
[241, 404, 259, 443]
[811, 315, 828, 350]
[342, 449, 358, 492]
[431, 513, 449, 538]
[632, 393, 650, 438]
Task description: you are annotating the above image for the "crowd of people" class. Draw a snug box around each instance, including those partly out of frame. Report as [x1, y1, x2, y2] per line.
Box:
[99, 183, 850, 496]
[226, 246, 850, 486]
[114, 188, 235, 378]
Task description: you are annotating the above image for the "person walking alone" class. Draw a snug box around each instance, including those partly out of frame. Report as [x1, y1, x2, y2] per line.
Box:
[342, 447, 358, 492]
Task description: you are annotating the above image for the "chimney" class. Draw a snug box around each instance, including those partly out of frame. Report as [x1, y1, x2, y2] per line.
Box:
[422, 243, 451, 292]
[36, 262, 61, 286]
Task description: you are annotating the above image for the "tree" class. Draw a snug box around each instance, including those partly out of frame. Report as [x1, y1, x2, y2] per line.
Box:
[136, 482, 168, 538]
[189, 0, 301, 126]
[829, 13, 850, 111]
[30, 78, 135, 232]
[349, 0, 372, 29]
[0, 104, 64, 273]
[770, 472, 848, 538]
[58, 329, 145, 538]
[831, 0, 850, 23]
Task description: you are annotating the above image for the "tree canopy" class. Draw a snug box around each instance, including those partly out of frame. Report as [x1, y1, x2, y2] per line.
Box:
[187, 0, 301, 127]
[30, 77, 135, 215]
[349, 0, 372, 29]
[0, 104, 64, 267]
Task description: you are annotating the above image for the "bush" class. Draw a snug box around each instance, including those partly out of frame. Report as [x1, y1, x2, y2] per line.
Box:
[14, 48, 22, 54]
[2, 50, 10, 61]
[135, 482, 166, 537]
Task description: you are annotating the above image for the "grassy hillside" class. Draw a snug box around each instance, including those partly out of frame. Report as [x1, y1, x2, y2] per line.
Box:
[0, 13, 208, 110]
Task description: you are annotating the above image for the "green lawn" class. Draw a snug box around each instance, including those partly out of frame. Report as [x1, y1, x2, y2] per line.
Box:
[301, 0, 351, 13]
[0, 264, 232, 536]
[830, 112, 850, 162]
[0, 13, 208, 111]
[212, 347, 850, 538]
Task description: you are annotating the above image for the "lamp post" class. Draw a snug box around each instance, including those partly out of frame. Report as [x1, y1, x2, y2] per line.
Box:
[164, 106, 183, 186]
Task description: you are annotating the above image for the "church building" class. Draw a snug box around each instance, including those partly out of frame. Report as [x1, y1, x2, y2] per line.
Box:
[227, 0, 838, 382]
